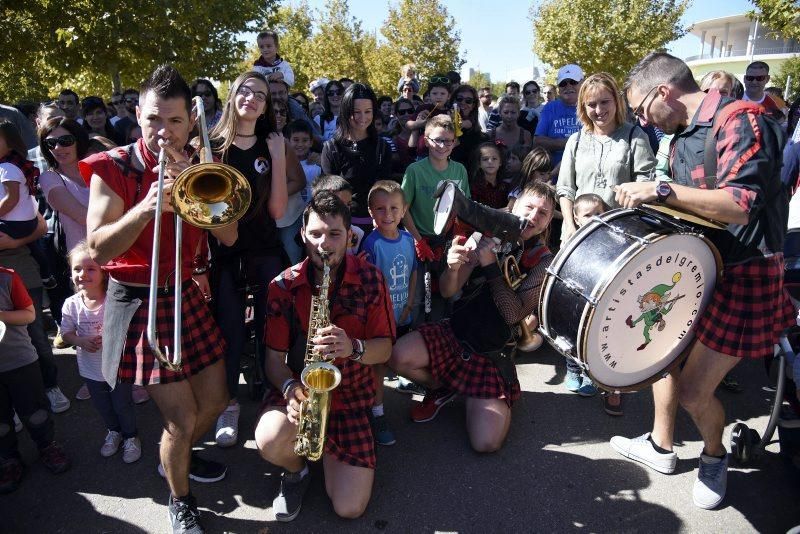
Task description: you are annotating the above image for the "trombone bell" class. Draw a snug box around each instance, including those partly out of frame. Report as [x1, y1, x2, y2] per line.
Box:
[171, 162, 251, 228]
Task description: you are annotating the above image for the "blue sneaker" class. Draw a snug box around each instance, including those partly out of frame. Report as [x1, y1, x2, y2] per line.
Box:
[565, 371, 582, 392]
[370, 414, 397, 446]
[577, 376, 598, 397]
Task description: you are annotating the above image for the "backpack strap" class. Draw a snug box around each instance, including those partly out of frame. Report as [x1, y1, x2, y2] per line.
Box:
[703, 100, 764, 190]
[108, 144, 145, 201]
[627, 124, 639, 179]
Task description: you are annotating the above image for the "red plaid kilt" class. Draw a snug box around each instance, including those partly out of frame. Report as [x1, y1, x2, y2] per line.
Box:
[418, 320, 521, 406]
[696, 254, 795, 359]
[118, 281, 226, 385]
[262, 388, 376, 469]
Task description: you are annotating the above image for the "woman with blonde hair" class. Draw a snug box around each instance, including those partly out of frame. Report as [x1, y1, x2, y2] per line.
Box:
[699, 70, 736, 97]
[556, 72, 655, 404]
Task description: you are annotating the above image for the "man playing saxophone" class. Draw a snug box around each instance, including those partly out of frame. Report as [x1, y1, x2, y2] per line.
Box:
[255, 191, 396, 522]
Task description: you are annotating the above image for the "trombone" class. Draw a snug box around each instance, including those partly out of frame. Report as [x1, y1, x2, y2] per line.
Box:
[146, 96, 252, 372]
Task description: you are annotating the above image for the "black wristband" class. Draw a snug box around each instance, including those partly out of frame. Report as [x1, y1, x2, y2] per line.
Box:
[483, 262, 503, 281]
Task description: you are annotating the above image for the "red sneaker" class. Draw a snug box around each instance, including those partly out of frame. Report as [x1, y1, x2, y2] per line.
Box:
[0, 457, 24, 493]
[39, 442, 71, 474]
[411, 389, 456, 423]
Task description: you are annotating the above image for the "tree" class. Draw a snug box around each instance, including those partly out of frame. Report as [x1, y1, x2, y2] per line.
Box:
[749, 0, 800, 41]
[467, 70, 492, 91]
[381, 0, 465, 82]
[1, 1, 277, 103]
[774, 56, 800, 101]
[530, 0, 689, 83]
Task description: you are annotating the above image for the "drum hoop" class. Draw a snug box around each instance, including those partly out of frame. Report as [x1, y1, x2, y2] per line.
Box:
[576, 231, 721, 392]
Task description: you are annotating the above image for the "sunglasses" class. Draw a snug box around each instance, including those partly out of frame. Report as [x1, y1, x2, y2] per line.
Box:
[397, 108, 414, 116]
[558, 79, 580, 88]
[196, 91, 214, 98]
[124, 98, 138, 104]
[426, 136, 455, 148]
[273, 108, 288, 116]
[429, 76, 450, 85]
[45, 134, 76, 150]
[744, 75, 768, 82]
[455, 96, 475, 105]
[238, 85, 268, 103]
[524, 89, 539, 95]
[327, 89, 342, 97]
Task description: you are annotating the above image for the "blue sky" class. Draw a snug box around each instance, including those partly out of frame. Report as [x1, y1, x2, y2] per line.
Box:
[304, 0, 755, 82]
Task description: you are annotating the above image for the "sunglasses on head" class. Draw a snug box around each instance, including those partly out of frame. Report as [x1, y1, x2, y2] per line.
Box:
[327, 89, 342, 96]
[744, 75, 767, 82]
[455, 96, 474, 105]
[558, 79, 580, 88]
[429, 76, 450, 85]
[45, 134, 76, 150]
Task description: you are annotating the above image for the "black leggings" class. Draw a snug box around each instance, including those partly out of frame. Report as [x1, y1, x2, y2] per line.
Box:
[0, 361, 54, 459]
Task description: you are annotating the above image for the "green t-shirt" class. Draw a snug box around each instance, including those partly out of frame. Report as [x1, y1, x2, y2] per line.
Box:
[401, 157, 470, 237]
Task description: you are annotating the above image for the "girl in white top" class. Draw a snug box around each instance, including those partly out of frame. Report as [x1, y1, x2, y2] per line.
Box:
[60, 241, 141, 464]
[0, 121, 38, 241]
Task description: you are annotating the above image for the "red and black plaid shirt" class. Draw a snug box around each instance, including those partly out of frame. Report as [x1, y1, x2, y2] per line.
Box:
[266, 254, 396, 412]
[669, 91, 787, 264]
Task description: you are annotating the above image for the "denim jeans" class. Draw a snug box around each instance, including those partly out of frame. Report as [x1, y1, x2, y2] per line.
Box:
[278, 215, 304, 265]
[0, 362, 54, 458]
[27, 287, 58, 389]
[84, 379, 137, 438]
[212, 254, 284, 400]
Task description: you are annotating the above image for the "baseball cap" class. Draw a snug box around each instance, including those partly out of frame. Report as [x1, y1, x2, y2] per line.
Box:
[309, 77, 330, 92]
[556, 64, 584, 85]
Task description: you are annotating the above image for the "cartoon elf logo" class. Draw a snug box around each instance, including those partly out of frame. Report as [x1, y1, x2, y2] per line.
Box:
[625, 272, 685, 351]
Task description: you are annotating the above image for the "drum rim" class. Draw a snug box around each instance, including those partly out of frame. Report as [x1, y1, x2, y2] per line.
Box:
[578, 232, 721, 391]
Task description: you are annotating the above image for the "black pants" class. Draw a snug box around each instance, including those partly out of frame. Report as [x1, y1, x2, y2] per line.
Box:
[27, 287, 58, 389]
[0, 361, 54, 459]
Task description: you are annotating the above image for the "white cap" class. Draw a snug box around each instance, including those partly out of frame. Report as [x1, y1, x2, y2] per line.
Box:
[309, 77, 330, 92]
[556, 64, 584, 85]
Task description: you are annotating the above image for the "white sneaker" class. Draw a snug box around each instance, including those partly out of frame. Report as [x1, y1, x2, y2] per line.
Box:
[13, 412, 22, 432]
[693, 453, 728, 509]
[610, 432, 677, 474]
[122, 437, 142, 464]
[101, 430, 122, 457]
[215, 403, 240, 448]
[46, 387, 71, 414]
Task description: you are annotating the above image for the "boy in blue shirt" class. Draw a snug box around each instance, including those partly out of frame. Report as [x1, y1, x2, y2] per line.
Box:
[361, 181, 417, 446]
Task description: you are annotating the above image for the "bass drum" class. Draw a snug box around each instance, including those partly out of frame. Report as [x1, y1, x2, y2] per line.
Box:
[539, 207, 722, 392]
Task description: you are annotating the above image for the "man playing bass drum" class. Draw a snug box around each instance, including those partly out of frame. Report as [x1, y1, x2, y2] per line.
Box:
[254, 191, 396, 522]
[613, 52, 793, 510]
[390, 181, 556, 452]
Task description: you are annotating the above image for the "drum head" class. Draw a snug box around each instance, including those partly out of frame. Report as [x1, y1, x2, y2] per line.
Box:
[581, 233, 719, 390]
[433, 181, 456, 235]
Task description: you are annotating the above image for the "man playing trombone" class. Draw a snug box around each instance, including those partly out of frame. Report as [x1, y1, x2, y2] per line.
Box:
[84, 65, 237, 534]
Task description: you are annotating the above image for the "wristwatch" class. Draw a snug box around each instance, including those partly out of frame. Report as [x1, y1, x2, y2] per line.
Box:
[656, 181, 673, 203]
[350, 338, 365, 362]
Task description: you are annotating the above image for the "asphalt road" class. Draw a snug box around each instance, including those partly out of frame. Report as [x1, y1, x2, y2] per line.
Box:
[2, 343, 799, 534]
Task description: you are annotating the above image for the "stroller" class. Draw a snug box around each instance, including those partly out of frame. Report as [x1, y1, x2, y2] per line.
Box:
[730, 227, 800, 463]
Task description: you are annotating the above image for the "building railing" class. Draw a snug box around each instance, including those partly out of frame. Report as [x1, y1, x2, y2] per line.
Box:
[686, 44, 800, 62]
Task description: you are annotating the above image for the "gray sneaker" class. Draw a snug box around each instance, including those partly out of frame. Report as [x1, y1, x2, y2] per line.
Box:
[168, 493, 204, 533]
[693, 453, 728, 509]
[610, 432, 677, 474]
[273, 469, 310, 522]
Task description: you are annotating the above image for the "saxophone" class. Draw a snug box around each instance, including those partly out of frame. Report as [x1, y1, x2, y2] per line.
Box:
[294, 251, 342, 461]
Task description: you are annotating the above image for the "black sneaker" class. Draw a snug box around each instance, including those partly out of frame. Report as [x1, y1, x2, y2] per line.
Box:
[168, 493, 204, 534]
[158, 452, 227, 483]
[273, 470, 310, 522]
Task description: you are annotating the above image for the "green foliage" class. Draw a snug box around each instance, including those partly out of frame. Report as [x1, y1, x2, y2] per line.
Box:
[467, 70, 492, 91]
[748, 0, 800, 41]
[1, 1, 277, 103]
[530, 0, 689, 83]
[774, 56, 800, 101]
